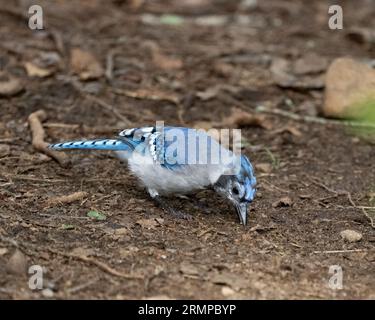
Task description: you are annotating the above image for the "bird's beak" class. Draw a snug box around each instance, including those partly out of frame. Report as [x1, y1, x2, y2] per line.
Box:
[235, 203, 248, 225]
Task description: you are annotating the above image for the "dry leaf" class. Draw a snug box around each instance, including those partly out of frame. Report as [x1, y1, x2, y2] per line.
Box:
[293, 53, 328, 75]
[24, 62, 53, 78]
[70, 48, 104, 80]
[255, 163, 272, 173]
[136, 218, 159, 229]
[179, 262, 200, 276]
[272, 196, 293, 208]
[152, 51, 183, 70]
[273, 126, 303, 137]
[209, 272, 245, 291]
[0, 72, 24, 97]
[155, 217, 165, 225]
[114, 227, 128, 235]
[128, 0, 145, 10]
[193, 121, 214, 131]
[196, 86, 221, 101]
[144, 41, 182, 71]
[222, 108, 271, 129]
[117, 88, 179, 104]
[270, 57, 324, 90]
[285, 126, 302, 137]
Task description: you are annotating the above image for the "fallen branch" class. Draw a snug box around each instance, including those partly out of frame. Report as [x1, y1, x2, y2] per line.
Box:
[48, 249, 143, 280]
[256, 105, 375, 129]
[46, 191, 88, 207]
[28, 110, 70, 168]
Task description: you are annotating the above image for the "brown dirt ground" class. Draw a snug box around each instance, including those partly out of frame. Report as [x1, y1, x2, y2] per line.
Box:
[0, 0, 374, 299]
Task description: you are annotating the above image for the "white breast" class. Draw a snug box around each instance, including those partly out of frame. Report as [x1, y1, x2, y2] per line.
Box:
[127, 152, 225, 195]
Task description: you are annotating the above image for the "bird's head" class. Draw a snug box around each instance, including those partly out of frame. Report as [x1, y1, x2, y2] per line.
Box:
[213, 155, 256, 225]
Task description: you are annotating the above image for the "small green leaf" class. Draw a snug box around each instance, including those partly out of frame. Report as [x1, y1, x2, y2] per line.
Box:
[160, 14, 184, 25]
[62, 224, 75, 230]
[87, 210, 106, 221]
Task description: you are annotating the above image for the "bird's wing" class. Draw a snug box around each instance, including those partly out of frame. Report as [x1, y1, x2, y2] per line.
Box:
[119, 126, 233, 171]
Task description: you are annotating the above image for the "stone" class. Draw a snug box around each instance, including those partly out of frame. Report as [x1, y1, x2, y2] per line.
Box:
[323, 58, 375, 118]
[340, 229, 362, 243]
[6, 249, 27, 275]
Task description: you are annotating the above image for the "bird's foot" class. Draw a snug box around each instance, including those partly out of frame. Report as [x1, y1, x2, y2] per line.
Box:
[153, 195, 192, 220]
[169, 209, 192, 220]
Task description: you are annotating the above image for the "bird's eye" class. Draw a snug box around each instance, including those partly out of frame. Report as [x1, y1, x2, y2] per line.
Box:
[232, 187, 239, 195]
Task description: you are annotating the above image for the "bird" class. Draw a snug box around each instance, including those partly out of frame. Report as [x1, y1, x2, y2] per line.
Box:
[49, 126, 256, 225]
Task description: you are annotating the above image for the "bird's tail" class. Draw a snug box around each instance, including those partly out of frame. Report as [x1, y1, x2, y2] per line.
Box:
[49, 139, 133, 151]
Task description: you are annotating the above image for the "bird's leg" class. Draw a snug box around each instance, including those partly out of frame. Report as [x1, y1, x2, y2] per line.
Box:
[148, 189, 192, 220]
[185, 194, 213, 215]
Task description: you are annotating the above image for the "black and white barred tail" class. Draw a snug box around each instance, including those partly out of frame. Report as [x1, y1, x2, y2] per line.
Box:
[49, 139, 132, 151]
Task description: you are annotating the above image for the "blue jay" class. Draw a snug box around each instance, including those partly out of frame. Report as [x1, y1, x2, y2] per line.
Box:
[49, 126, 256, 225]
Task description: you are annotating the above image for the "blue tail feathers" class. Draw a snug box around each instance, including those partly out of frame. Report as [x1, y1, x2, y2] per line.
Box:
[49, 139, 131, 151]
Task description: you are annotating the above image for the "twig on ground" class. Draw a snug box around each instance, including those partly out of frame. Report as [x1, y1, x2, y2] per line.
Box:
[197, 228, 213, 238]
[310, 177, 357, 206]
[361, 208, 375, 228]
[48, 249, 144, 280]
[0, 137, 21, 143]
[84, 94, 131, 126]
[28, 110, 70, 168]
[66, 278, 99, 294]
[105, 50, 115, 81]
[58, 75, 132, 125]
[46, 191, 88, 207]
[309, 177, 375, 228]
[49, 30, 66, 56]
[4, 175, 67, 183]
[313, 249, 371, 254]
[44, 122, 118, 134]
[4, 175, 128, 184]
[256, 105, 375, 129]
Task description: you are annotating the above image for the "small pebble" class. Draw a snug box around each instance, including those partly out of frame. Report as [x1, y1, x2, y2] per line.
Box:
[0, 144, 10, 158]
[340, 229, 362, 243]
[221, 286, 235, 297]
[6, 249, 27, 275]
[42, 288, 54, 298]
